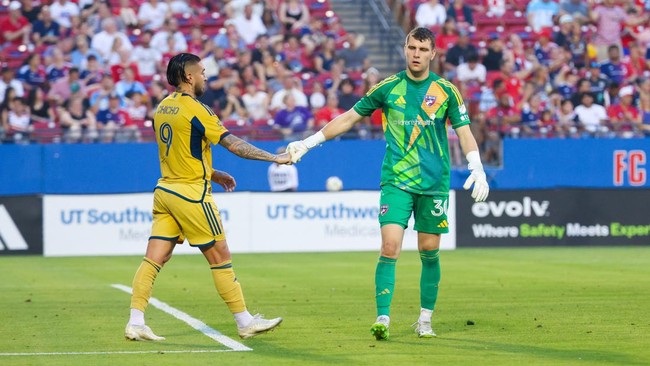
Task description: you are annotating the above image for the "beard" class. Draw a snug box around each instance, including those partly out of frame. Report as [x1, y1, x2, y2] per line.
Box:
[194, 82, 205, 97]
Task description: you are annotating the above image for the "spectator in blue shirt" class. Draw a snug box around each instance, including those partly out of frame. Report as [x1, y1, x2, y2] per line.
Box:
[71, 35, 103, 70]
[601, 45, 627, 85]
[527, 0, 560, 32]
[31, 6, 61, 46]
[17, 54, 47, 89]
[115, 68, 147, 100]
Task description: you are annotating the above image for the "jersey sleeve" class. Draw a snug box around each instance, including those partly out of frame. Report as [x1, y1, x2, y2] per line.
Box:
[190, 99, 230, 144]
[444, 82, 471, 129]
[353, 76, 395, 116]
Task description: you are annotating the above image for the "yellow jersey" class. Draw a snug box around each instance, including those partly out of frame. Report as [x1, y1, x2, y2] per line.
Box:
[153, 92, 229, 202]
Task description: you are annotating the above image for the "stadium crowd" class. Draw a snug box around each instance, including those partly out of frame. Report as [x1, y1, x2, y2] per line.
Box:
[0, 0, 649, 166]
[402, 0, 650, 164]
[0, 0, 381, 145]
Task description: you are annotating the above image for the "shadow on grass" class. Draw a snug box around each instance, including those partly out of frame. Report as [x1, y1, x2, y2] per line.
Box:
[431, 337, 645, 365]
[233, 339, 354, 365]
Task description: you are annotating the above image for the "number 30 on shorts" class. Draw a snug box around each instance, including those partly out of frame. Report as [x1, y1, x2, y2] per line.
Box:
[430, 198, 448, 217]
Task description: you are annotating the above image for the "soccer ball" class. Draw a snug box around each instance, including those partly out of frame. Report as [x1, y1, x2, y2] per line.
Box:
[325, 176, 343, 192]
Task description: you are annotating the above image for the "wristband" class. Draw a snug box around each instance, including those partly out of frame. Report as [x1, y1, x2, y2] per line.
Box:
[466, 150, 483, 171]
[303, 131, 326, 149]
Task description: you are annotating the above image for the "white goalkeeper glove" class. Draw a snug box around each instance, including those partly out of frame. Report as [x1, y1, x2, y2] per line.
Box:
[463, 150, 489, 202]
[287, 131, 325, 163]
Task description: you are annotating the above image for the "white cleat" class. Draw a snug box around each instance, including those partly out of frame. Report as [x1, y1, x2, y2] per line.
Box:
[413, 320, 437, 338]
[125, 324, 166, 341]
[237, 314, 283, 339]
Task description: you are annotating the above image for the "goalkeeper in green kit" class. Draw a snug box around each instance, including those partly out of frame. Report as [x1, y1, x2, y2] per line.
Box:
[287, 27, 489, 340]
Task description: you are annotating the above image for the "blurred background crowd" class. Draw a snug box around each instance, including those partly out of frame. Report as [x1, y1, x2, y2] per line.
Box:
[0, 0, 649, 166]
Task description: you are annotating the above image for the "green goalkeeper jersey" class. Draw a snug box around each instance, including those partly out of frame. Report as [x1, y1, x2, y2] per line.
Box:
[353, 71, 470, 195]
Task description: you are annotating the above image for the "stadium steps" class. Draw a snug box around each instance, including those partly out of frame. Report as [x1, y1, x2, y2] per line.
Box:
[328, 0, 405, 76]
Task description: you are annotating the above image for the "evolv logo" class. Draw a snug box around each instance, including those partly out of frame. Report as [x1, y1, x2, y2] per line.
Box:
[472, 197, 550, 218]
[0, 204, 29, 250]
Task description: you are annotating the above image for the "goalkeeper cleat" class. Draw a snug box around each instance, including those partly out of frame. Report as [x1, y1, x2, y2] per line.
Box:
[124, 324, 165, 341]
[238, 314, 283, 339]
[412, 320, 436, 338]
[370, 315, 390, 340]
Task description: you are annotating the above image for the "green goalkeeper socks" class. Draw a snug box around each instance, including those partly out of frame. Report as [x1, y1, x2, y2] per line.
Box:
[420, 249, 440, 311]
[375, 256, 397, 317]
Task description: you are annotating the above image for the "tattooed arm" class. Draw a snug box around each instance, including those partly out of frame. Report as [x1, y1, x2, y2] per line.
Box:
[219, 134, 291, 164]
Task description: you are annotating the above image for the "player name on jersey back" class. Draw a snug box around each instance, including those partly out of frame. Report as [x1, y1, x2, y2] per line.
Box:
[156, 105, 180, 115]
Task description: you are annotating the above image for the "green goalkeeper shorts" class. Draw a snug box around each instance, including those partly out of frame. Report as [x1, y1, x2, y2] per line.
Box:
[378, 184, 449, 234]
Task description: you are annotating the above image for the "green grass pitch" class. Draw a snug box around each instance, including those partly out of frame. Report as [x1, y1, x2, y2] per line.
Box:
[1, 247, 649, 366]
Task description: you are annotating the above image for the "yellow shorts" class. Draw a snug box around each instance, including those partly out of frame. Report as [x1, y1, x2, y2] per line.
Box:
[150, 188, 226, 246]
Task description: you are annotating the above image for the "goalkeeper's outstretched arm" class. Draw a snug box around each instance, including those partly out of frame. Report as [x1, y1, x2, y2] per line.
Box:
[320, 109, 364, 140]
[287, 109, 364, 162]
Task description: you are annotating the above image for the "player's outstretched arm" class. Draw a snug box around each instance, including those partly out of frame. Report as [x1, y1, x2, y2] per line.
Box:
[220, 134, 291, 164]
[456, 125, 489, 202]
[287, 109, 364, 163]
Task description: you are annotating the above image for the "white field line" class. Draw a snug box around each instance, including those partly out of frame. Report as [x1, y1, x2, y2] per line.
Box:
[0, 350, 237, 357]
[112, 284, 252, 352]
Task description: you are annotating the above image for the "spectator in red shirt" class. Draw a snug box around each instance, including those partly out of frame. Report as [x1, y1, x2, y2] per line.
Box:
[369, 108, 383, 136]
[607, 85, 641, 134]
[486, 93, 522, 135]
[314, 93, 344, 129]
[436, 19, 459, 54]
[625, 42, 646, 81]
[498, 59, 527, 106]
[1, 1, 32, 46]
[110, 50, 141, 83]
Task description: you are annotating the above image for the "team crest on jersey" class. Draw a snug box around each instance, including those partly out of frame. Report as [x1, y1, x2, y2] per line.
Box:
[380, 204, 389, 216]
[424, 95, 437, 106]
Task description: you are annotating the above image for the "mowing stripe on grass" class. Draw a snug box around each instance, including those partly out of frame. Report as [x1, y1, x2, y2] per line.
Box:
[0, 350, 237, 357]
[111, 284, 252, 352]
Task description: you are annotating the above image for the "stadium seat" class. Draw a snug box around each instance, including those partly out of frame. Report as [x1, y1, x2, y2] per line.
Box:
[473, 13, 503, 28]
[31, 122, 62, 144]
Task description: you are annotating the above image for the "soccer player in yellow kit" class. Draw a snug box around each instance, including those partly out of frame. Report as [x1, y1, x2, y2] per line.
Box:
[125, 53, 290, 341]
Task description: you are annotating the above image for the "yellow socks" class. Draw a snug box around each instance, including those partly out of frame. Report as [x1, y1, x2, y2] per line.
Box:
[130, 258, 247, 319]
[130, 257, 161, 312]
[210, 260, 246, 314]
